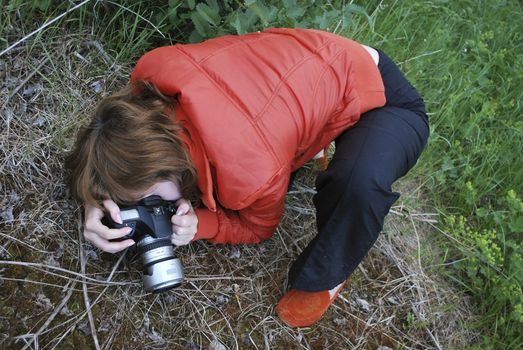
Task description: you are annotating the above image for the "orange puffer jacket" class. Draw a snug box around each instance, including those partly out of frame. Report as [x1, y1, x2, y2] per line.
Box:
[131, 28, 385, 244]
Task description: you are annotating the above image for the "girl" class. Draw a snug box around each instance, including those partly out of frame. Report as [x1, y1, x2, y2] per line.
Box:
[66, 28, 429, 327]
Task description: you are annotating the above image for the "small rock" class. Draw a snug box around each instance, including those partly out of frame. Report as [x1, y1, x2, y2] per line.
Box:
[161, 293, 177, 304]
[377, 346, 393, 350]
[32, 115, 46, 127]
[22, 83, 42, 97]
[59, 304, 74, 317]
[0, 206, 14, 222]
[215, 294, 230, 307]
[147, 328, 164, 342]
[227, 247, 241, 259]
[35, 293, 54, 311]
[355, 297, 371, 313]
[85, 248, 99, 261]
[44, 255, 60, 267]
[209, 339, 226, 350]
[90, 81, 103, 94]
[54, 242, 64, 259]
[333, 317, 347, 326]
[77, 320, 91, 335]
[387, 296, 399, 305]
[0, 191, 20, 222]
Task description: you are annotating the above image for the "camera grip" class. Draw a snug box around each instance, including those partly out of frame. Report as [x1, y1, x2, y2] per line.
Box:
[102, 214, 136, 242]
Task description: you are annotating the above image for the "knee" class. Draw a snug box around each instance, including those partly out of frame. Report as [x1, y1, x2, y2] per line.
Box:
[314, 158, 400, 217]
[342, 166, 400, 215]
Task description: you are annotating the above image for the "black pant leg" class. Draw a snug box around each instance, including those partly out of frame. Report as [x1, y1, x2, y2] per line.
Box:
[376, 49, 428, 121]
[288, 106, 429, 291]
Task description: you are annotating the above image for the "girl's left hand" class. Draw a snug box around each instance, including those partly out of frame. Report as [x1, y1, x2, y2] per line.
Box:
[171, 198, 198, 246]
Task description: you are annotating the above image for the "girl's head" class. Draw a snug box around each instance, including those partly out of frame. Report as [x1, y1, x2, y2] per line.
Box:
[65, 81, 198, 207]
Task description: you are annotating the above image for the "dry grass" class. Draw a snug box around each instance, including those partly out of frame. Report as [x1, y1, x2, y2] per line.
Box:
[0, 32, 479, 349]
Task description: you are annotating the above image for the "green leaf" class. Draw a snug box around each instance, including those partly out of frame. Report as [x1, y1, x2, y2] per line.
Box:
[8, 0, 24, 11]
[190, 12, 210, 36]
[282, 0, 306, 19]
[36, 0, 52, 11]
[231, 12, 246, 35]
[247, 1, 270, 26]
[314, 9, 338, 30]
[166, 2, 180, 23]
[186, 0, 196, 10]
[509, 216, 523, 233]
[207, 0, 220, 12]
[188, 29, 205, 43]
[344, 3, 373, 29]
[196, 3, 221, 26]
[266, 6, 278, 24]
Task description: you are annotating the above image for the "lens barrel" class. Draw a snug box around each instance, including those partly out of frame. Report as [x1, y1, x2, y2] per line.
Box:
[136, 236, 184, 293]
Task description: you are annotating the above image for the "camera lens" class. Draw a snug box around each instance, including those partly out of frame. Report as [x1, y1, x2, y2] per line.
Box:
[136, 236, 184, 293]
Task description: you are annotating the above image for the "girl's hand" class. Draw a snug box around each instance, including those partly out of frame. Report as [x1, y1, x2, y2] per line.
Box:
[171, 199, 198, 246]
[83, 200, 135, 253]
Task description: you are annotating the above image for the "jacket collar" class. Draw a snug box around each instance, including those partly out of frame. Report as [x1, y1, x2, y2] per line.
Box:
[173, 105, 216, 212]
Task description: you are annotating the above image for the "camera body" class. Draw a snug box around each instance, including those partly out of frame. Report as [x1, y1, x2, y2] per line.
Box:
[103, 195, 184, 293]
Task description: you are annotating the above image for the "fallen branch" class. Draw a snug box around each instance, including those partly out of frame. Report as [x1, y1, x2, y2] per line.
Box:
[0, 260, 128, 286]
[79, 219, 101, 350]
[6, 57, 50, 102]
[0, 0, 92, 57]
[49, 251, 127, 349]
[18, 281, 77, 350]
[410, 302, 443, 350]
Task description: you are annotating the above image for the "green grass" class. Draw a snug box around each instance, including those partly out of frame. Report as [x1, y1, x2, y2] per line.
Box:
[342, 1, 523, 348]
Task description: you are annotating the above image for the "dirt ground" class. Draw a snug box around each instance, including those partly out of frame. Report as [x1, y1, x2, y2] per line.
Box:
[0, 33, 478, 349]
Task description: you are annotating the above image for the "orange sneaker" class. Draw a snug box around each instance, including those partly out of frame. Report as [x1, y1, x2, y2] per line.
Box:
[313, 147, 330, 171]
[276, 282, 345, 327]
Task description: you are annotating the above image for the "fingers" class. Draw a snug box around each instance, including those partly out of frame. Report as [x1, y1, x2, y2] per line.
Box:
[83, 202, 134, 253]
[171, 235, 192, 246]
[84, 223, 133, 241]
[175, 199, 191, 216]
[87, 235, 135, 254]
[172, 199, 196, 227]
[102, 199, 122, 224]
[171, 199, 197, 246]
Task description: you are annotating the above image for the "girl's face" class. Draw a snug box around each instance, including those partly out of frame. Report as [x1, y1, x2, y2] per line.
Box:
[141, 180, 182, 201]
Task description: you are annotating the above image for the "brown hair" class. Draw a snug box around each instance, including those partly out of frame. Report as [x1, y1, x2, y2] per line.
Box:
[65, 81, 199, 207]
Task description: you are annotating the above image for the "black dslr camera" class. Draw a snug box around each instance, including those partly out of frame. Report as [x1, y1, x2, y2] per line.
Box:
[103, 195, 184, 293]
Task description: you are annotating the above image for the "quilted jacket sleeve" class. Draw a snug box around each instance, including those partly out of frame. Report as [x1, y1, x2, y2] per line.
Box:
[193, 168, 289, 245]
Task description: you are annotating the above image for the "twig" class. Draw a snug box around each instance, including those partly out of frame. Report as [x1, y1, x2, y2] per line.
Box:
[0, 260, 127, 285]
[410, 302, 443, 350]
[83, 41, 113, 65]
[0, 232, 50, 253]
[78, 219, 101, 350]
[12, 334, 38, 350]
[19, 281, 77, 350]
[0, 0, 92, 57]
[409, 212, 426, 277]
[50, 251, 127, 349]
[1, 277, 83, 291]
[185, 276, 252, 282]
[6, 57, 50, 102]
[189, 281, 240, 350]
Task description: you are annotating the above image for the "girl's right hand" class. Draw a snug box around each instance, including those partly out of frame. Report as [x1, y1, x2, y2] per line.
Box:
[83, 200, 135, 253]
